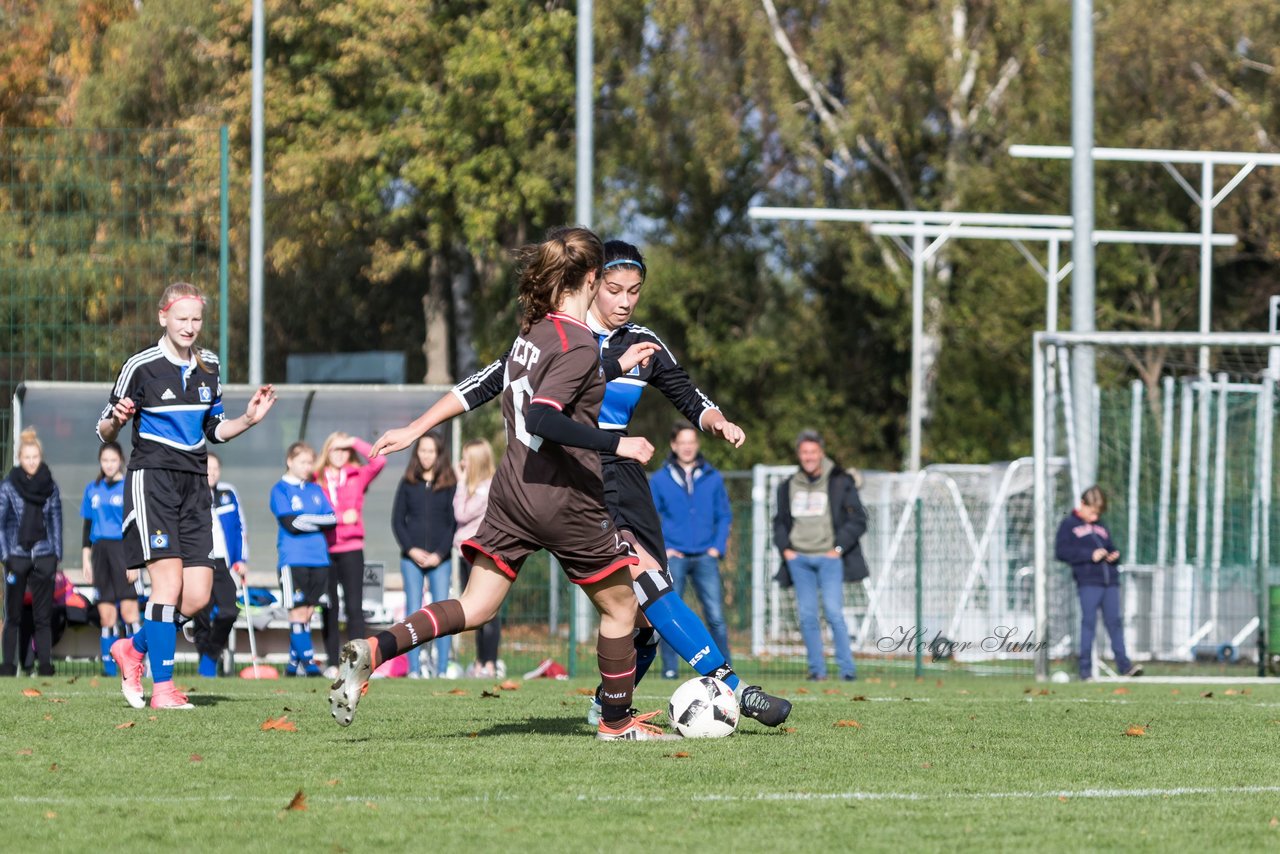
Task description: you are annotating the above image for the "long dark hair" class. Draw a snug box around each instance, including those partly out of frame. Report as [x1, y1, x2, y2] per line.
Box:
[515, 226, 604, 334]
[404, 431, 457, 492]
[95, 441, 125, 484]
[603, 240, 646, 280]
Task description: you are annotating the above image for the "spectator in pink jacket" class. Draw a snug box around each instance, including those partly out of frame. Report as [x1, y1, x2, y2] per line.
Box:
[316, 432, 386, 677]
[453, 439, 502, 678]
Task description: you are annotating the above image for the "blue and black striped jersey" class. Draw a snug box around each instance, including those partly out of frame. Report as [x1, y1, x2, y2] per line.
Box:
[98, 338, 227, 474]
[451, 317, 718, 462]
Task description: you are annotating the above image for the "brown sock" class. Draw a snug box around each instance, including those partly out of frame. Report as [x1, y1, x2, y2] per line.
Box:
[597, 632, 637, 724]
[371, 600, 466, 667]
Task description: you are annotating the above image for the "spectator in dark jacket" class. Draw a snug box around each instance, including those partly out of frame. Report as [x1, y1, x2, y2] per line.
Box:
[650, 422, 733, 678]
[0, 428, 63, 676]
[391, 431, 457, 677]
[773, 430, 866, 681]
[1055, 485, 1141, 681]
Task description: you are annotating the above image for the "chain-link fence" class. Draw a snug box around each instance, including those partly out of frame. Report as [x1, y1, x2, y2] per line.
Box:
[0, 127, 226, 465]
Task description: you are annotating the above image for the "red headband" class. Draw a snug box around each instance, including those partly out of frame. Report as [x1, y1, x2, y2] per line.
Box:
[161, 294, 206, 311]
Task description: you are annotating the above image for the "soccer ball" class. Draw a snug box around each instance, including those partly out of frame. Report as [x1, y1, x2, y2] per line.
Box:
[1051, 670, 1071, 684]
[667, 676, 739, 738]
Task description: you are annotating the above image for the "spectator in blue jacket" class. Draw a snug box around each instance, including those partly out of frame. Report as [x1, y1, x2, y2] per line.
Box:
[650, 421, 733, 678]
[1055, 485, 1141, 681]
[0, 428, 63, 676]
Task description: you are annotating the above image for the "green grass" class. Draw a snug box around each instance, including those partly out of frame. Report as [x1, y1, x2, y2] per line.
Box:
[3, 672, 1280, 852]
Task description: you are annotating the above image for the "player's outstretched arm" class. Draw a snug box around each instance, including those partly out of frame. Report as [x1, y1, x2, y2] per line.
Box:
[96, 397, 136, 444]
[371, 392, 466, 458]
[703, 410, 746, 448]
[215, 385, 277, 442]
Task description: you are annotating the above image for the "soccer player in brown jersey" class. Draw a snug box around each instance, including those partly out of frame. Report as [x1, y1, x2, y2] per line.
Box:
[329, 227, 673, 740]
[363, 242, 792, 730]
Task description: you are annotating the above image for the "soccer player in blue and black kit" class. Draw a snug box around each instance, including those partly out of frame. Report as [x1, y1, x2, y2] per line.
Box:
[271, 443, 338, 676]
[97, 282, 276, 710]
[371, 241, 791, 728]
[80, 441, 137, 676]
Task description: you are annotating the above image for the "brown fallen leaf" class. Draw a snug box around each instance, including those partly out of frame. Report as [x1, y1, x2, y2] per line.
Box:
[189, 754, 203, 763]
[851, 695, 868, 702]
[795, 688, 810, 695]
[1059, 796, 1069, 803]
[467, 732, 479, 738]
[1270, 816, 1279, 829]
[22, 688, 41, 697]
[147, 716, 157, 722]
[888, 681, 897, 689]
[42, 715, 51, 721]
[921, 762, 933, 769]
[326, 779, 340, 787]
[89, 678, 100, 689]
[666, 752, 691, 759]
[498, 680, 519, 691]
[834, 720, 863, 729]
[48, 698, 66, 704]
[261, 715, 298, 732]
[1201, 691, 1214, 699]
[480, 690, 500, 699]
[48, 763, 58, 772]
[935, 679, 944, 688]
[1037, 689, 1050, 696]
[365, 802, 378, 810]
[284, 790, 307, 812]
[115, 721, 136, 729]
[823, 689, 840, 695]
[272, 689, 287, 695]
[1124, 725, 1147, 737]
[1112, 687, 1130, 695]
[575, 687, 595, 696]
[902, 697, 913, 701]
[783, 727, 797, 734]
[17, 749, 32, 756]
[1243, 688, 1252, 695]
[1170, 689, 1180, 695]
[44, 812, 56, 820]
[1225, 689, 1238, 696]
[448, 688, 467, 696]
[866, 677, 882, 684]
[66, 676, 78, 685]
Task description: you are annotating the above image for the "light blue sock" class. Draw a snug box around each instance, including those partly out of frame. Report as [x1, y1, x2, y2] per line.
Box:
[100, 627, 118, 677]
[639, 587, 738, 691]
[144, 602, 178, 684]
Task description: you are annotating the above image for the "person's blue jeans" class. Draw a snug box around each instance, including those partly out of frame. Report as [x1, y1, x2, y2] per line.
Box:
[400, 557, 453, 676]
[659, 553, 732, 676]
[788, 553, 856, 679]
[1077, 583, 1130, 679]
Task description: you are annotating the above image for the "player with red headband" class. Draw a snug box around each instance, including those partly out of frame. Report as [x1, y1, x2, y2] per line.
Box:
[97, 282, 277, 709]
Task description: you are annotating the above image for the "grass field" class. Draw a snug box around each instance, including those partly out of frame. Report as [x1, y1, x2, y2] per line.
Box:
[4, 671, 1280, 852]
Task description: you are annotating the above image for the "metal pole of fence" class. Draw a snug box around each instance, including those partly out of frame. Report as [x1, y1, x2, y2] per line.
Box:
[1128, 380, 1143, 561]
[218, 126, 230, 375]
[249, 0, 265, 386]
[1157, 376, 1174, 567]
[1257, 376, 1273, 675]
[1175, 381, 1194, 653]
[751, 464, 768, 656]
[1032, 335, 1049, 680]
[1196, 380, 1211, 636]
[1210, 373, 1229, 642]
[914, 496, 924, 678]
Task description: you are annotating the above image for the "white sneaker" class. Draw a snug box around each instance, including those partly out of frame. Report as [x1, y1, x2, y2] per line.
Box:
[322, 666, 339, 680]
[328, 639, 375, 727]
[494, 659, 507, 679]
[596, 710, 680, 741]
[586, 698, 602, 726]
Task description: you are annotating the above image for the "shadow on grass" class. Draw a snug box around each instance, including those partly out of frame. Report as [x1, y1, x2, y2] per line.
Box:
[444, 715, 589, 738]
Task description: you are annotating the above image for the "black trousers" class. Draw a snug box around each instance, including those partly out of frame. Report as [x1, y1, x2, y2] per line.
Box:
[2, 554, 57, 675]
[322, 550, 366, 665]
[192, 559, 239, 661]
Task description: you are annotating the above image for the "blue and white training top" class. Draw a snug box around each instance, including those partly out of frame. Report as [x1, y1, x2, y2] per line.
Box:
[81, 477, 125, 542]
[98, 337, 226, 474]
[270, 475, 336, 569]
[212, 481, 248, 566]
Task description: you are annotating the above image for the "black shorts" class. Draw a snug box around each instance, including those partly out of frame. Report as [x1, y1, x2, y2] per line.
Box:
[602, 459, 668, 570]
[281, 565, 329, 608]
[122, 469, 214, 569]
[462, 518, 637, 587]
[90, 539, 141, 602]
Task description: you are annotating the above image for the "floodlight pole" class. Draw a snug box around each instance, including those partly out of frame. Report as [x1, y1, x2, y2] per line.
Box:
[249, 0, 265, 386]
[1071, 0, 1097, 490]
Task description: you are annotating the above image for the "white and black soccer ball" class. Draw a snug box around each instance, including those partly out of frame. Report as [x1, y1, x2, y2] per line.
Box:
[667, 676, 739, 738]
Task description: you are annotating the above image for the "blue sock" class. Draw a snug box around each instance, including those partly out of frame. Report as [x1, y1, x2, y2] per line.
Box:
[131, 623, 148, 654]
[637, 577, 738, 691]
[144, 602, 178, 684]
[633, 627, 659, 688]
[198, 654, 218, 678]
[290, 622, 317, 671]
[100, 627, 119, 677]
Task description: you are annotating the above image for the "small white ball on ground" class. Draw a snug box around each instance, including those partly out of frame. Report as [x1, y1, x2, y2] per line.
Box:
[668, 676, 739, 738]
[1051, 670, 1071, 684]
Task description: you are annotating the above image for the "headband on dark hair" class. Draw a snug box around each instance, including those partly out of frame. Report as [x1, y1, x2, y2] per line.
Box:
[603, 258, 646, 276]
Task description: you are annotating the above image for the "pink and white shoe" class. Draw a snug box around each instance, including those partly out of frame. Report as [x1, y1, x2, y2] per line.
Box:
[110, 638, 146, 709]
[149, 682, 194, 710]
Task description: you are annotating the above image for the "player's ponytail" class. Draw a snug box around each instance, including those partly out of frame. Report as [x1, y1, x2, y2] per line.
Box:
[158, 282, 212, 374]
[516, 226, 604, 334]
